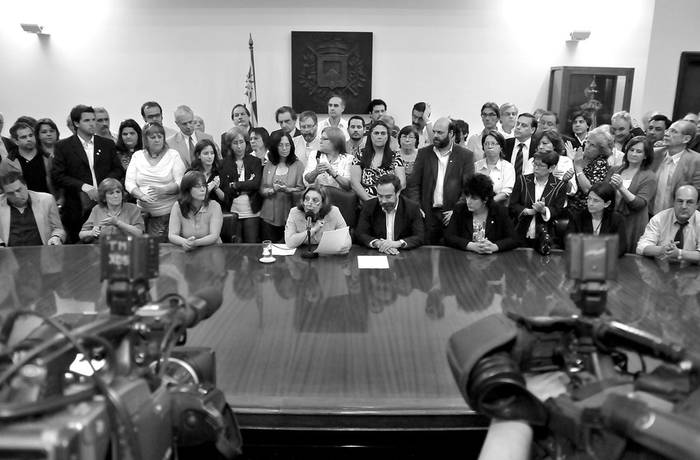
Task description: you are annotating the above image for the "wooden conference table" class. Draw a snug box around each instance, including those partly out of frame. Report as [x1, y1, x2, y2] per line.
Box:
[1, 244, 698, 456]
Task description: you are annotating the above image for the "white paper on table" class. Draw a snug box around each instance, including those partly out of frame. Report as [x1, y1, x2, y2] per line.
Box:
[270, 244, 296, 256]
[314, 227, 350, 254]
[357, 255, 389, 269]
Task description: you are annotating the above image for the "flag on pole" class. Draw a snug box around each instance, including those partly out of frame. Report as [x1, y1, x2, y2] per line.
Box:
[245, 34, 258, 127]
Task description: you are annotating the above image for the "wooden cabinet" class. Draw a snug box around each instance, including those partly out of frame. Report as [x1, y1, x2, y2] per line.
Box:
[548, 66, 634, 135]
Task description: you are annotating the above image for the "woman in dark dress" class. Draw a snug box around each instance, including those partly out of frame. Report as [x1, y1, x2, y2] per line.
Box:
[445, 173, 518, 253]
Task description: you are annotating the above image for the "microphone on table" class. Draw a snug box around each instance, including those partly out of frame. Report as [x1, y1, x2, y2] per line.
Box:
[302, 211, 319, 259]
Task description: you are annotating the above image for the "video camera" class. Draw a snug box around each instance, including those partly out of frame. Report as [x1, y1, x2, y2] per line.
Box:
[448, 234, 700, 460]
[0, 234, 242, 459]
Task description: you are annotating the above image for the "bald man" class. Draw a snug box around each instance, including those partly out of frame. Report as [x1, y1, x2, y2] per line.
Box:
[652, 120, 700, 215]
[637, 185, 700, 263]
[407, 117, 475, 244]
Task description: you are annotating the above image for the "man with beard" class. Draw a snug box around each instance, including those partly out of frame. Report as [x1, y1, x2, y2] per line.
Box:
[296, 110, 321, 165]
[346, 115, 365, 158]
[637, 185, 700, 263]
[356, 173, 424, 254]
[94, 107, 116, 142]
[1, 122, 50, 193]
[407, 117, 474, 244]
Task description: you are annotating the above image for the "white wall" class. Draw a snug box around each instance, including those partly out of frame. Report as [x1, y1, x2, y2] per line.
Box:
[0, 0, 655, 139]
[643, 0, 700, 118]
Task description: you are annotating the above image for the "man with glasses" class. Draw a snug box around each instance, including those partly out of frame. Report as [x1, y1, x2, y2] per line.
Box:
[297, 111, 321, 165]
[140, 101, 177, 137]
[466, 102, 501, 162]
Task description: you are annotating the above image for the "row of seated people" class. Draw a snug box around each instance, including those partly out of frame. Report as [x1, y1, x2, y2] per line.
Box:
[1, 164, 697, 265]
[0, 104, 698, 257]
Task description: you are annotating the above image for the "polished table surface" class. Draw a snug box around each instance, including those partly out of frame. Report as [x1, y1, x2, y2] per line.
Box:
[2, 244, 699, 429]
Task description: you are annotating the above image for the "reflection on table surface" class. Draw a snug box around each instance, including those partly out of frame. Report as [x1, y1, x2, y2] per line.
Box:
[1, 244, 699, 418]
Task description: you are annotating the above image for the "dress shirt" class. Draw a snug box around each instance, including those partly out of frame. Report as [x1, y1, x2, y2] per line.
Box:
[475, 158, 515, 197]
[78, 134, 98, 187]
[418, 127, 431, 148]
[498, 126, 515, 139]
[318, 117, 349, 141]
[526, 178, 552, 239]
[653, 151, 683, 215]
[636, 209, 700, 254]
[385, 202, 398, 241]
[510, 138, 532, 175]
[432, 144, 453, 208]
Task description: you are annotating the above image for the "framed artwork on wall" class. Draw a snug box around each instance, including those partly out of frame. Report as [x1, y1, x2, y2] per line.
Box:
[291, 31, 373, 114]
[548, 66, 634, 135]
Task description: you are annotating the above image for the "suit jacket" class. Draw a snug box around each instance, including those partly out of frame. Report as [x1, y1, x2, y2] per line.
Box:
[270, 128, 303, 139]
[565, 209, 627, 256]
[220, 153, 263, 213]
[52, 135, 123, 211]
[444, 202, 518, 252]
[504, 137, 537, 163]
[166, 131, 215, 168]
[0, 191, 66, 245]
[669, 149, 700, 196]
[356, 195, 424, 249]
[509, 173, 567, 240]
[406, 143, 475, 213]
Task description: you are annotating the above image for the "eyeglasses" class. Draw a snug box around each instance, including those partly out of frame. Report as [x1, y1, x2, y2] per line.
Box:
[532, 161, 549, 168]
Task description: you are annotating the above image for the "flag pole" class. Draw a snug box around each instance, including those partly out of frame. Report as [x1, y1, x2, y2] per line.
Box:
[248, 33, 258, 124]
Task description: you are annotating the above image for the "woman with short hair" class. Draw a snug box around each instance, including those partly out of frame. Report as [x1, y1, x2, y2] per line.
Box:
[168, 170, 223, 250]
[473, 130, 515, 204]
[79, 178, 144, 242]
[250, 127, 270, 164]
[398, 125, 420, 179]
[567, 126, 613, 212]
[125, 122, 186, 239]
[284, 185, 350, 249]
[445, 174, 517, 253]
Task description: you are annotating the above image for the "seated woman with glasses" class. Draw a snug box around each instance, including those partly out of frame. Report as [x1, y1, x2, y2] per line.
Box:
[445, 173, 517, 253]
[79, 178, 144, 242]
[474, 130, 515, 204]
[284, 184, 351, 251]
[564, 182, 626, 256]
[168, 170, 223, 251]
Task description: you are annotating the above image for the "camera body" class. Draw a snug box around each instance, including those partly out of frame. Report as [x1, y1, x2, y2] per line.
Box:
[0, 235, 241, 459]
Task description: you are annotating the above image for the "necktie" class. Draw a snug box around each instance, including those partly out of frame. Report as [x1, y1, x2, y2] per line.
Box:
[188, 136, 195, 159]
[674, 221, 689, 249]
[514, 143, 524, 175]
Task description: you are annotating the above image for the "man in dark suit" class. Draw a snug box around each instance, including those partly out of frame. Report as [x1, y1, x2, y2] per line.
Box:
[52, 105, 124, 243]
[407, 117, 474, 244]
[504, 113, 538, 176]
[271, 106, 303, 139]
[357, 173, 424, 255]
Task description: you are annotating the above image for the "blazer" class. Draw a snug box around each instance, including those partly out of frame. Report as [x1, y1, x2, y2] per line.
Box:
[356, 195, 424, 249]
[565, 209, 627, 256]
[504, 137, 537, 162]
[444, 202, 518, 252]
[606, 167, 657, 253]
[220, 153, 263, 213]
[52, 135, 123, 209]
[0, 191, 66, 245]
[668, 149, 700, 195]
[407, 143, 475, 213]
[509, 173, 567, 240]
[166, 131, 215, 168]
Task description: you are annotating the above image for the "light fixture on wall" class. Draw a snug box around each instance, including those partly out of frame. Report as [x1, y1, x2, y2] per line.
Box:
[20, 23, 50, 37]
[567, 30, 590, 44]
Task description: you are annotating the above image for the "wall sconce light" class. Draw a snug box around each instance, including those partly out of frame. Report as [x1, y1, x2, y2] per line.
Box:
[567, 30, 591, 43]
[21, 23, 50, 37]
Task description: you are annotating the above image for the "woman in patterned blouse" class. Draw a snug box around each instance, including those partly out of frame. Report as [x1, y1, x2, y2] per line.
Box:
[568, 126, 613, 212]
[350, 120, 405, 202]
